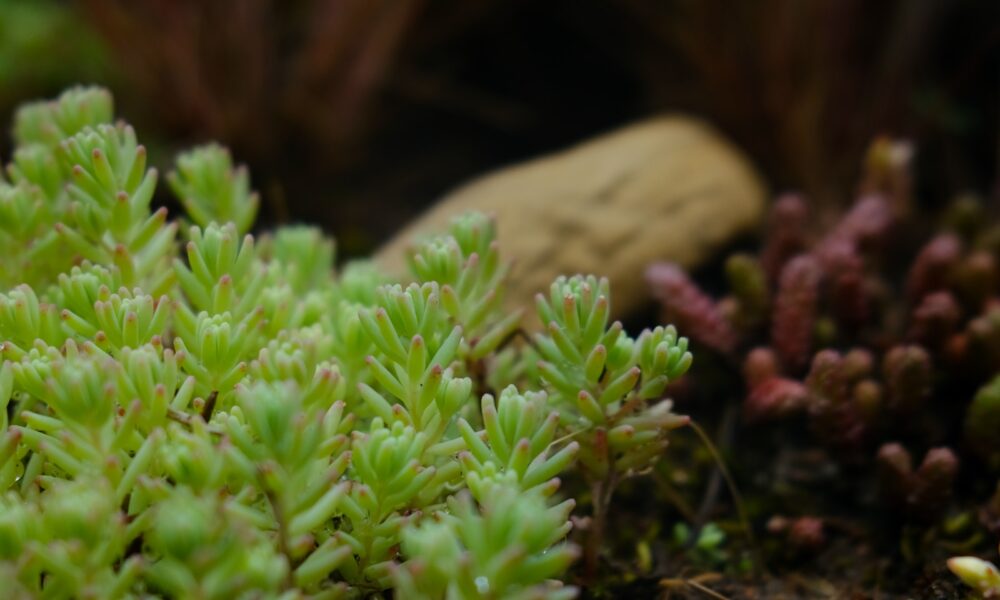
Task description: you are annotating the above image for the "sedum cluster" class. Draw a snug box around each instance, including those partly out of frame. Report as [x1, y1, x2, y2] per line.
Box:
[646, 145, 985, 519]
[0, 87, 692, 598]
[646, 140, 1000, 593]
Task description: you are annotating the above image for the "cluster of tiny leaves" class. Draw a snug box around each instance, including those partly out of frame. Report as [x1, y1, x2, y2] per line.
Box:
[0, 87, 692, 599]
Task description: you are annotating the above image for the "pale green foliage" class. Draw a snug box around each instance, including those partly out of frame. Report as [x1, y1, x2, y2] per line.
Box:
[393, 482, 578, 600]
[407, 213, 521, 361]
[14, 85, 113, 148]
[0, 87, 694, 598]
[533, 275, 691, 478]
[167, 143, 259, 234]
[457, 386, 578, 495]
[267, 225, 336, 295]
[0, 182, 61, 287]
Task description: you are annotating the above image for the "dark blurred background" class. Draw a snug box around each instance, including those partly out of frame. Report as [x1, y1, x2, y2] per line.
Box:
[1, 0, 998, 255]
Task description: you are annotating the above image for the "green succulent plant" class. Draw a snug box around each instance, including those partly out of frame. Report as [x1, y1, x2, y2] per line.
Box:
[0, 86, 693, 598]
[948, 549, 1000, 598]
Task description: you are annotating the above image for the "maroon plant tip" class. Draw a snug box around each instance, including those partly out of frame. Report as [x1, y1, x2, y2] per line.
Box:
[877, 443, 958, 519]
[818, 238, 870, 329]
[646, 263, 738, 355]
[805, 350, 867, 448]
[760, 193, 810, 282]
[743, 347, 779, 388]
[815, 236, 860, 275]
[767, 515, 826, 553]
[805, 350, 847, 404]
[831, 264, 869, 329]
[820, 195, 894, 255]
[905, 234, 962, 302]
[788, 516, 825, 552]
[882, 345, 932, 413]
[910, 447, 959, 516]
[744, 377, 807, 422]
[876, 442, 913, 505]
[771, 254, 822, 372]
[908, 291, 961, 349]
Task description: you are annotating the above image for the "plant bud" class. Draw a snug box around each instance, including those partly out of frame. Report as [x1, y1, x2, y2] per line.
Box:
[772, 255, 821, 372]
[852, 379, 882, 423]
[805, 350, 847, 406]
[817, 240, 869, 328]
[948, 556, 1000, 596]
[743, 347, 779, 388]
[744, 377, 808, 422]
[882, 345, 932, 413]
[876, 442, 913, 506]
[910, 447, 959, 518]
[905, 234, 962, 302]
[806, 350, 867, 447]
[842, 348, 875, 381]
[646, 263, 738, 355]
[760, 193, 810, 282]
[788, 516, 825, 552]
[955, 251, 998, 311]
[820, 195, 894, 255]
[861, 137, 913, 212]
[908, 291, 961, 350]
[725, 254, 769, 327]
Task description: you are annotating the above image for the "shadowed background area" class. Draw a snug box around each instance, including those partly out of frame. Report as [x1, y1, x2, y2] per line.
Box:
[1, 0, 998, 256]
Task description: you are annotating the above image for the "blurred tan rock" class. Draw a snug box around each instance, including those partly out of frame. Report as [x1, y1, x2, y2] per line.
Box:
[377, 115, 767, 322]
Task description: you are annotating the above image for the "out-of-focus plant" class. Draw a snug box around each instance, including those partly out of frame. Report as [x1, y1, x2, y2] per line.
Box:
[647, 139, 1000, 587]
[948, 547, 1000, 598]
[0, 86, 693, 597]
[672, 522, 728, 568]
